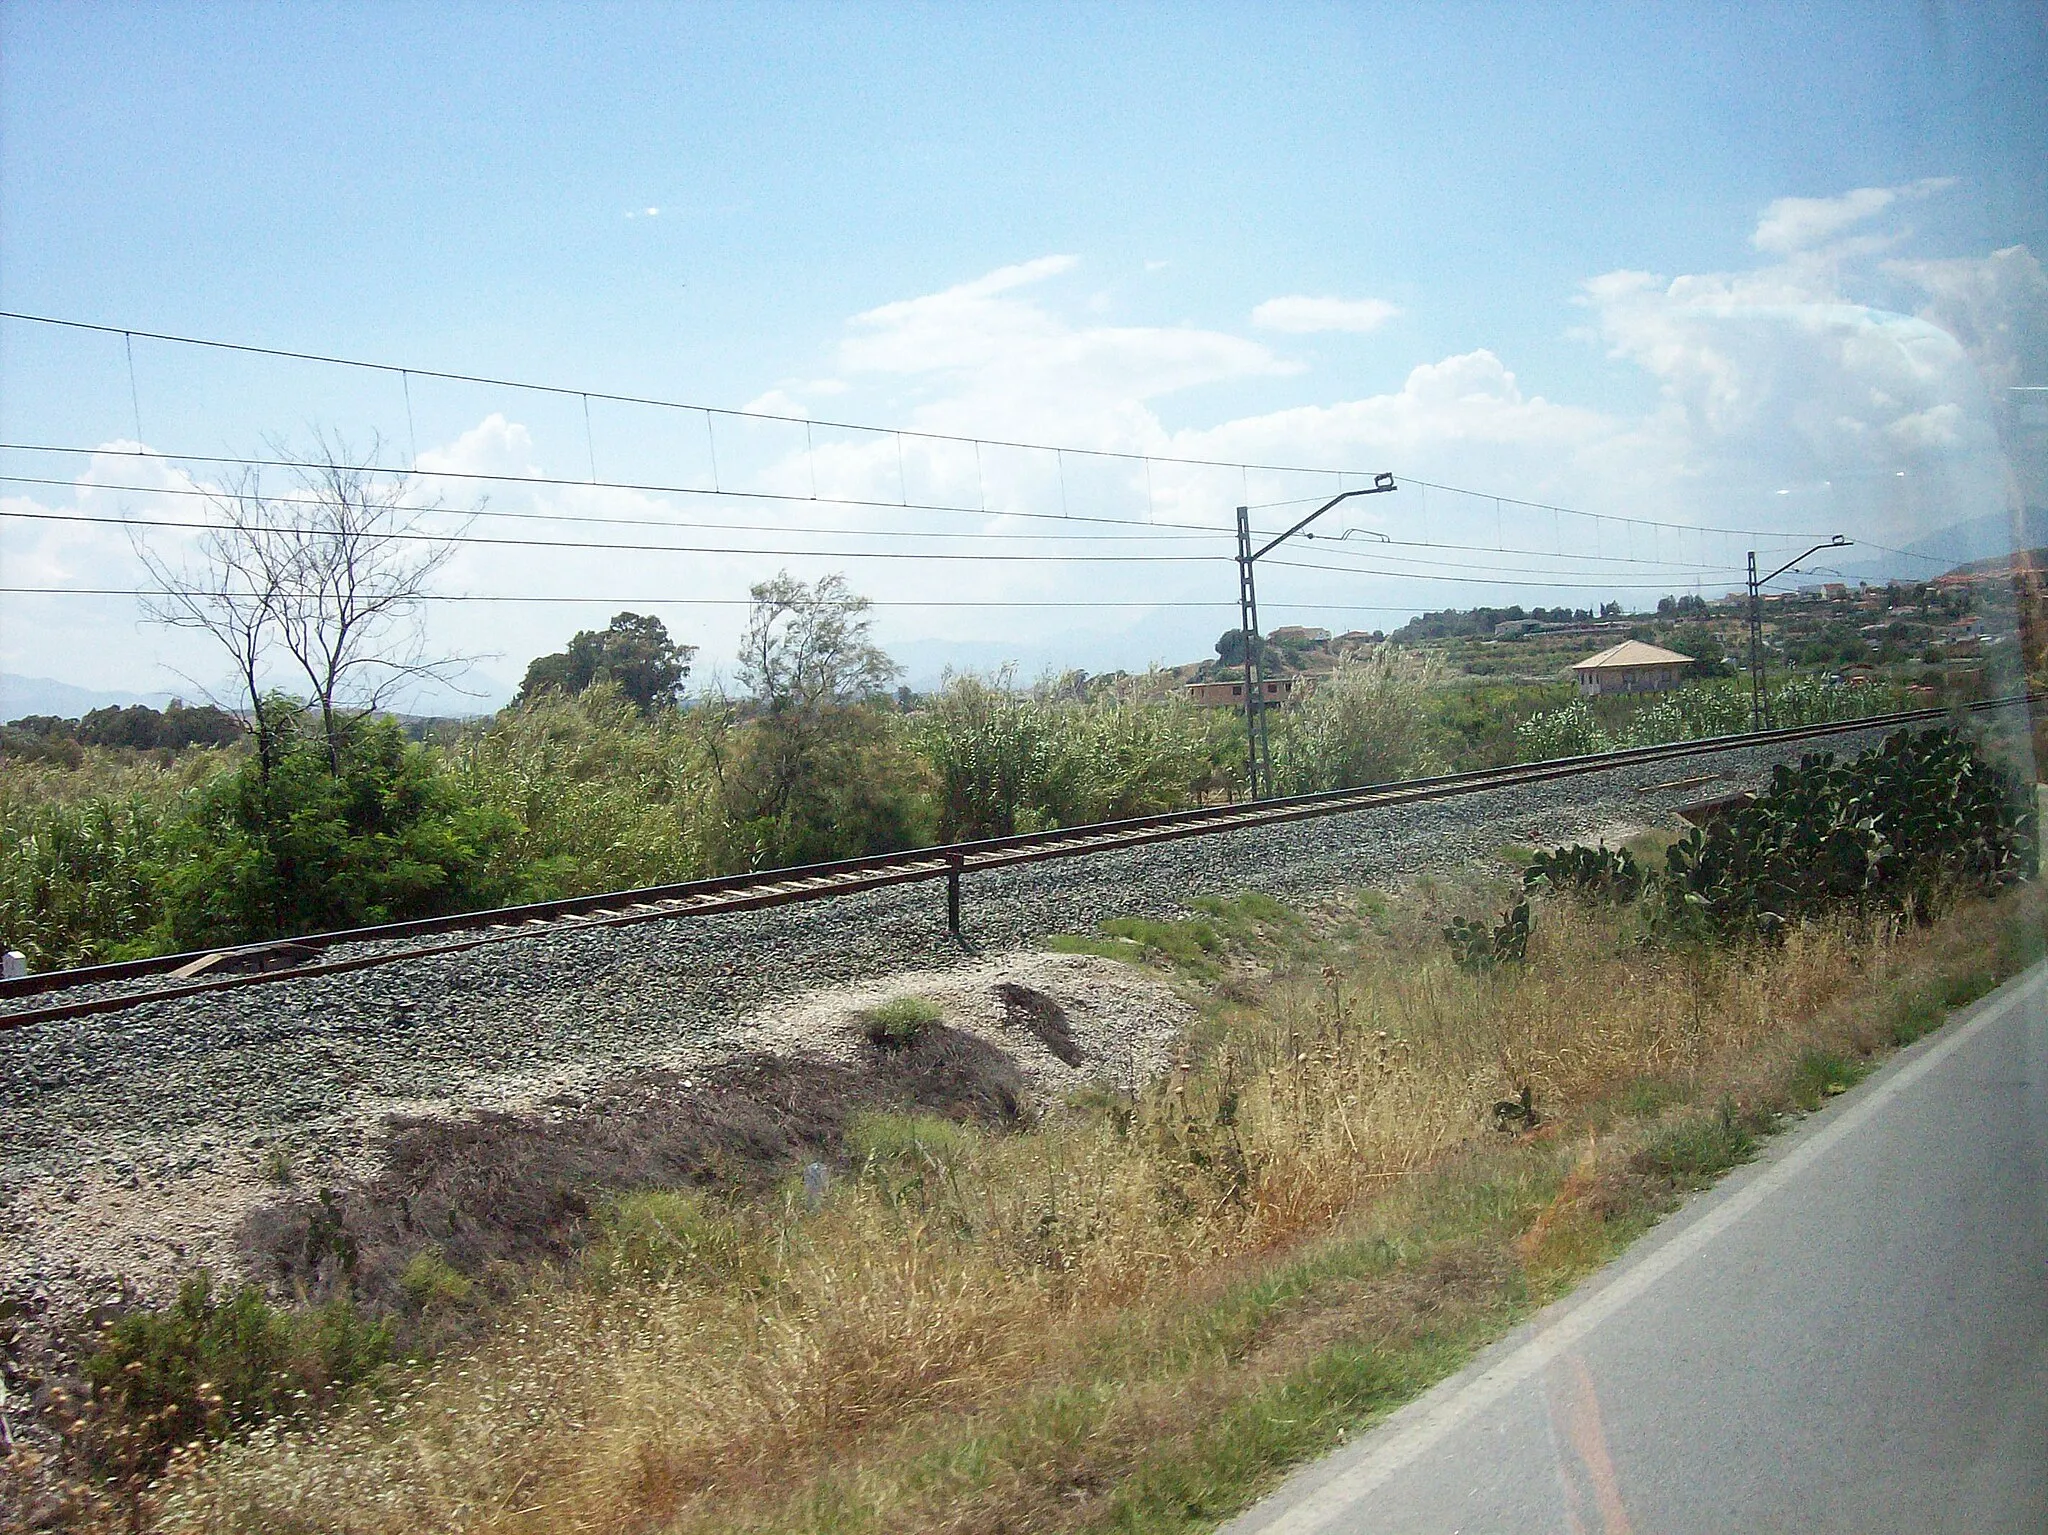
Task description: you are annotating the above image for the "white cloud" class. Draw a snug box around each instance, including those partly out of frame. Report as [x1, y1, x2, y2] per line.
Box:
[831, 253, 1293, 452]
[12, 192, 2040, 697]
[1751, 177, 1955, 255]
[1251, 295, 1401, 334]
[416, 413, 540, 478]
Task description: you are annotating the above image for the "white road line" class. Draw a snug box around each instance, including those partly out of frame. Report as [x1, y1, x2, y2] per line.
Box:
[1232, 960, 2048, 1535]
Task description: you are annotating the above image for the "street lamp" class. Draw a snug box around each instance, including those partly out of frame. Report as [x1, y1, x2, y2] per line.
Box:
[1236, 473, 1399, 798]
[1747, 536, 1851, 730]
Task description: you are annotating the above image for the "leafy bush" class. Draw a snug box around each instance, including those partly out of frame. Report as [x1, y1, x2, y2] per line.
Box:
[0, 795, 174, 967]
[1523, 728, 2032, 945]
[1271, 647, 1447, 793]
[80, 1275, 389, 1477]
[1515, 698, 1603, 760]
[1524, 843, 1644, 903]
[1654, 727, 2032, 939]
[453, 683, 725, 898]
[1514, 675, 1912, 763]
[1443, 901, 1530, 971]
[161, 717, 520, 947]
[914, 670, 1220, 839]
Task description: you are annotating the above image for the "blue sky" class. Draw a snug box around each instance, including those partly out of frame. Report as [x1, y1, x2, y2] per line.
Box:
[2, 1, 2044, 701]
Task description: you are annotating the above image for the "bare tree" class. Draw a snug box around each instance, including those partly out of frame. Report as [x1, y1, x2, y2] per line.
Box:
[138, 435, 471, 773]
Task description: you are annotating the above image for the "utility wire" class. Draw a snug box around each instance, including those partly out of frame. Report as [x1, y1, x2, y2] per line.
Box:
[0, 585, 1418, 614]
[0, 310, 1393, 478]
[1263, 556, 1740, 593]
[0, 441, 1240, 539]
[0, 507, 1224, 564]
[0, 473, 1229, 544]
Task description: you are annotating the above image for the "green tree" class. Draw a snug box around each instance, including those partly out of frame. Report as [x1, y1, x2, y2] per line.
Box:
[517, 612, 696, 715]
[1271, 648, 1447, 793]
[160, 715, 518, 947]
[722, 573, 923, 865]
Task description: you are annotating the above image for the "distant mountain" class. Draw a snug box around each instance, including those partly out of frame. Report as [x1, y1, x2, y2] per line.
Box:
[0, 668, 514, 725]
[376, 668, 517, 718]
[1900, 505, 2048, 569]
[0, 673, 178, 721]
[1839, 505, 2048, 584]
[887, 607, 1231, 692]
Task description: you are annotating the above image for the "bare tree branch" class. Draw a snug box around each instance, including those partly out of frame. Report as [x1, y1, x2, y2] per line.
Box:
[135, 434, 474, 774]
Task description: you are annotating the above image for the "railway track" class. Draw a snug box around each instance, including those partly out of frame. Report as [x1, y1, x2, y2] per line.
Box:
[2, 696, 2032, 1032]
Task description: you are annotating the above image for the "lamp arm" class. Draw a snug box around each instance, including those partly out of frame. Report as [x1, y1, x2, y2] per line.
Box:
[1758, 536, 1851, 590]
[1251, 473, 1397, 562]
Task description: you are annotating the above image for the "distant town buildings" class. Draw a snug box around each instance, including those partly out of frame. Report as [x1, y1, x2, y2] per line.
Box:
[1571, 640, 1695, 698]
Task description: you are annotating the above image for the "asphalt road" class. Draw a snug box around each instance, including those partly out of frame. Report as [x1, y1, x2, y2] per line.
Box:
[1224, 959, 2048, 1535]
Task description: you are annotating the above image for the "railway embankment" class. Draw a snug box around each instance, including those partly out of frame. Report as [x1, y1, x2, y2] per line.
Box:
[0, 720, 1919, 1317]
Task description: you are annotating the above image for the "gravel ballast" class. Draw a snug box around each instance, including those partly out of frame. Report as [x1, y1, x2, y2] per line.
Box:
[0, 728, 1913, 1190]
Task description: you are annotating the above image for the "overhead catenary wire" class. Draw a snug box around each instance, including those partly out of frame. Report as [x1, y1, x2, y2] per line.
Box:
[1, 309, 1844, 544]
[1, 507, 1745, 589]
[0, 309, 1447, 479]
[1, 440, 1252, 539]
[1262, 556, 1742, 593]
[0, 507, 1224, 564]
[0, 452, 1779, 577]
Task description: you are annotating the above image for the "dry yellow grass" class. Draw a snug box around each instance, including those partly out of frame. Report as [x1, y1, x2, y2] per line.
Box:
[142, 882, 2043, 1535]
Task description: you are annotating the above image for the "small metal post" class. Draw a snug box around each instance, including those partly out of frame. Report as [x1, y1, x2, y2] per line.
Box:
[1237, 505, 1265, 799]
[946, 856, 963, 936]
[1749, 550, 1764, 731]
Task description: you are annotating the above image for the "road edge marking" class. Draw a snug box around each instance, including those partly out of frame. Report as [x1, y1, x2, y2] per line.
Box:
[1227, 958, 2048, 1535]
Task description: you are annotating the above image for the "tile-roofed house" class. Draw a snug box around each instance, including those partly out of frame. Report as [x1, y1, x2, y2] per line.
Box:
[1570, 639, 1694, 698]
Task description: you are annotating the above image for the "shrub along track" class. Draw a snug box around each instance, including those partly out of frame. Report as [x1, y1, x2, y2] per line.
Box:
[0, 700, 2032, 1255]
[5, 698, 2030, 1033]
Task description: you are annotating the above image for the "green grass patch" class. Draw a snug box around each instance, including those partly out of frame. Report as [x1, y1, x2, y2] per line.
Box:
[398, 1250, 475, 1310]
[1888, 988, 1947, 1046]
[79, 1275, 390, 1479]
[586, 1189, 760, 1292]
[1632, 1104, 1757, 1189]
[860, 994, 943, 1048]
[1618, 1076, 1682, 1119]
[1083, 915, 1226, 976]
[1787, 1049, 1867, 1110]
[846, 1110, 980, 1172]
[1044, 933, 1152, 964]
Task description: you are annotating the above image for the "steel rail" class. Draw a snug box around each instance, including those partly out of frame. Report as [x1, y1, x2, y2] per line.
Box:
[2, 695, 2034, 1032]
